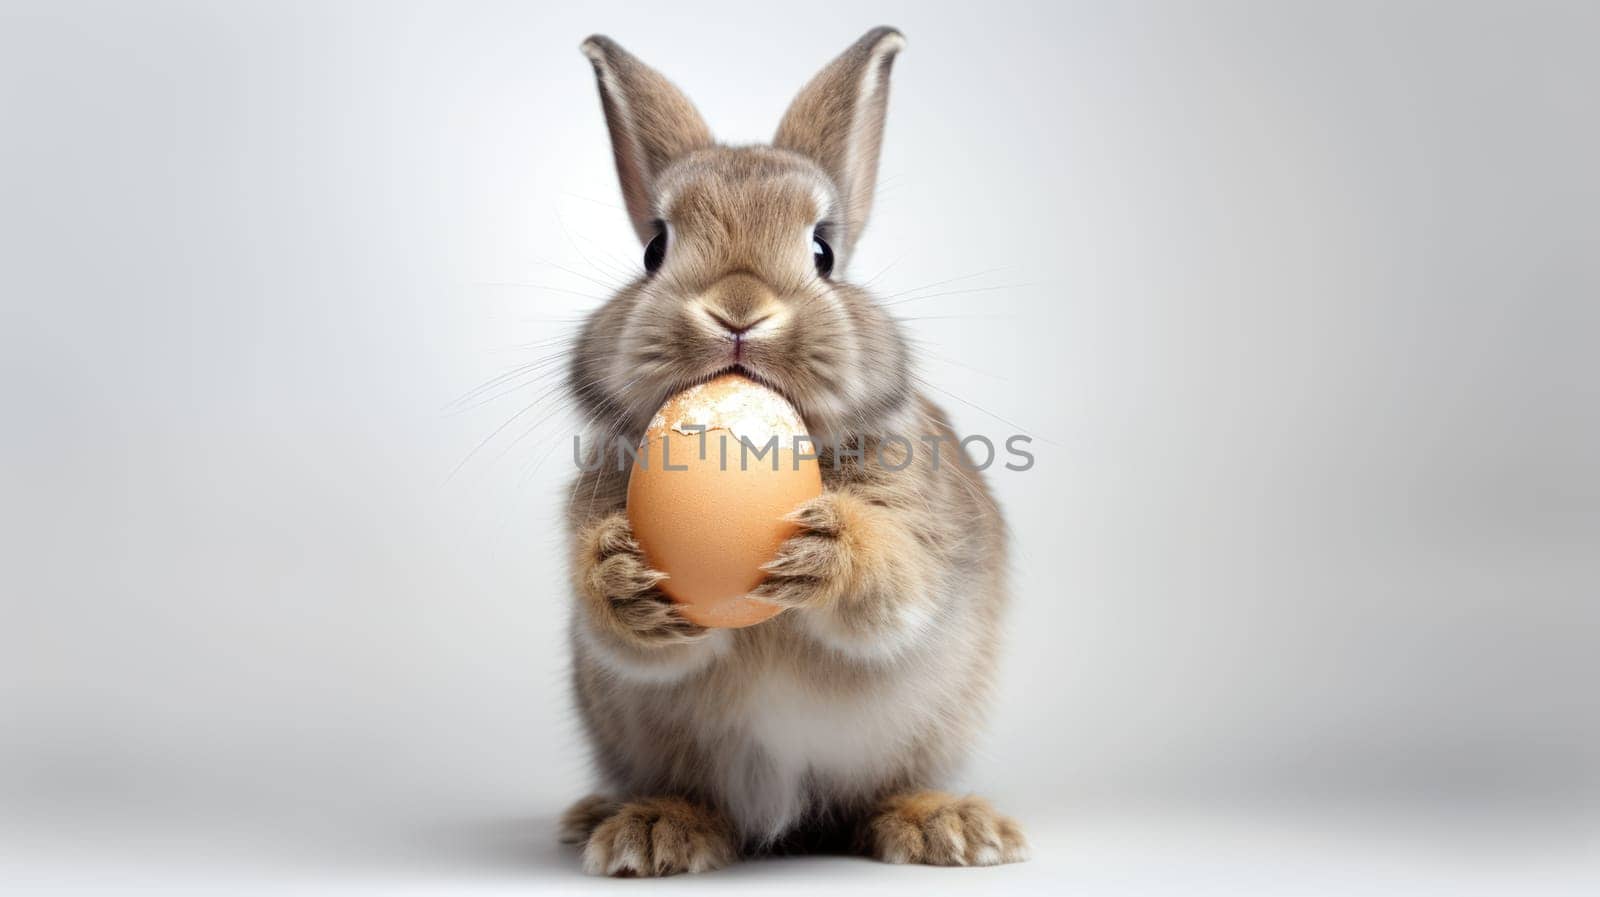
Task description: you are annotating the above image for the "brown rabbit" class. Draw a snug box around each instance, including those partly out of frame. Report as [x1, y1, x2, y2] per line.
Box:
[559, 27, 1025, 876]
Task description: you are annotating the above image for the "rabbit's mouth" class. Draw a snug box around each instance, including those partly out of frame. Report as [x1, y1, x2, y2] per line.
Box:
[700, 364, 813, 426]
[705, 364, 788, 403]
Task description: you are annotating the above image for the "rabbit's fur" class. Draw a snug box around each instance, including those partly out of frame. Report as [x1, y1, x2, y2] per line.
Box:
[561, 28, 1024, 875]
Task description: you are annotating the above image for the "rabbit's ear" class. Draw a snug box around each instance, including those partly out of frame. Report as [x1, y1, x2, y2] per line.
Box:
[774, 27, 905, 259]
[580, 36, 714, 244]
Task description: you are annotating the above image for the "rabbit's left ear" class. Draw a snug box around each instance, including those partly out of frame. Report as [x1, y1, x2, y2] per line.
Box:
[774, 27, 905, 261]
[581, 35, 714, 244]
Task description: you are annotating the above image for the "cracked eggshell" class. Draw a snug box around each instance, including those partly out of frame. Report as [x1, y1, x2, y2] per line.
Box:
[625, 374, 822, 628]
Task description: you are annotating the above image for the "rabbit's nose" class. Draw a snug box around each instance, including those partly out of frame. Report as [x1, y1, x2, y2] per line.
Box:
[701, 272, 780, 333]
[707, 308, 772, 335]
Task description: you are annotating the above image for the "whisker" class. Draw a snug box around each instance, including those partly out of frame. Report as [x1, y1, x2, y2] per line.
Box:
[920, 350, 1009, 382]
[492, 334, 580, 353]
[535, 258, 630, 293]
[444, 352, 571, 412]
[896, 313, 1017, 322]
[444, 379, 575, 483]
[572, 231, 645, 284]
[559, 191, 627, 213]
[520, 395, 608, 492]
[879, 283, 1036, 308]
[913, 374, 1059, 446]
[488, 393, 583, 474]
[856, 255, 904, 289]
[447, 365, 569, 415]
[474, 281, 609, 303]
[873, 266, 1012, 301]
[556, 207, 642, 295]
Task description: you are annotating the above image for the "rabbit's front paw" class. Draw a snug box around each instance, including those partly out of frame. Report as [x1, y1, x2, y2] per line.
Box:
[580, 513, 706, 645]
[750, 493, 853, 609]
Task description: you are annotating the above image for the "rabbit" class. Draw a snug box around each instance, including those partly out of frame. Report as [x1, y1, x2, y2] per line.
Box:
[558, 27, 1025, 876]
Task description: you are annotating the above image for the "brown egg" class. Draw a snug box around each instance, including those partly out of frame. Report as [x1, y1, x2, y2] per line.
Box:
[626, 374, 822, 628]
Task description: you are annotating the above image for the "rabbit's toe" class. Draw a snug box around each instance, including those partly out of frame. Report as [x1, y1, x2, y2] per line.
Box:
[558, 794, 620, 845]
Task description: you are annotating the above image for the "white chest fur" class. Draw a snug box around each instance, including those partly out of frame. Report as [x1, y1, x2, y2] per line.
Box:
[715, 667, 918, 842]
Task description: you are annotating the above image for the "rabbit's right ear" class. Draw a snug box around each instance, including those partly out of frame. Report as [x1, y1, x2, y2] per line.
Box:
[580, 36, 714, 244]
[774, 27, 906, 262]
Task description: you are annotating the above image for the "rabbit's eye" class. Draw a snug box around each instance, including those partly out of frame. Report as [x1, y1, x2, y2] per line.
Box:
[812, 231, 834, 278]
[643, 226, 667, 274]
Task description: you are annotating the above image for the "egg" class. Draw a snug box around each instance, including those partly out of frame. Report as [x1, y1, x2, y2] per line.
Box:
[626, 374, 822, 628]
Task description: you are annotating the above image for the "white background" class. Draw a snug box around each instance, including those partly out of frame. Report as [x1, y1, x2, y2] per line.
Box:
[2, 1, 1597, 892]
